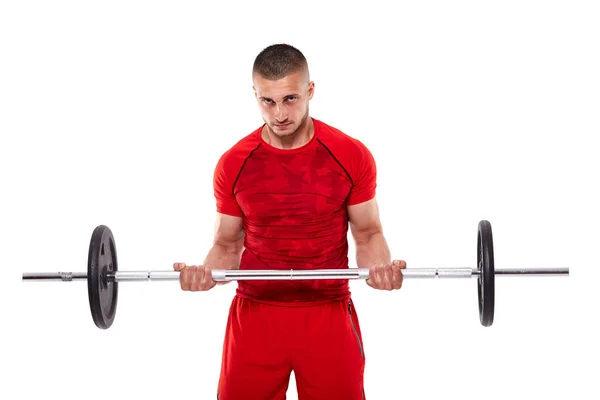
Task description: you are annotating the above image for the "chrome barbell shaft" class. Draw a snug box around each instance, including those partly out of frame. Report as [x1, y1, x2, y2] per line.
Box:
[21, 272, 88, 281]
[22, 267, 569, 282]
[495, 268, 569, 276]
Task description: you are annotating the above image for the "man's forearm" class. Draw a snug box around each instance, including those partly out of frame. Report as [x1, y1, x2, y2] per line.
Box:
[203, 242, 243, 270]
[355, 231, 392, 268]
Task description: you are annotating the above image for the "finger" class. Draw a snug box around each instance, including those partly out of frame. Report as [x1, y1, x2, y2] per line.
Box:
[173, 262, 186, 271]
[188, 265, 199, 291]
[375, 264, 386, 289]
[187, 265, 196, 291]
[201, 267, 214, 290]
[377, 264, 387, 289]
[194, 266, 204, 291]
[384, 264, 394, 290]
[367, 265, 378, 288]
[196, 266, 206, 291]
[180, 267, 189, 291]
[392, 265, 403, 289]
[369, 265, 379, 288]
[391, 260, 406, 289]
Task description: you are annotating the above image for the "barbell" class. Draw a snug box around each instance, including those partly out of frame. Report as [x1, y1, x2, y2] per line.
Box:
[22, 220, 569, 329]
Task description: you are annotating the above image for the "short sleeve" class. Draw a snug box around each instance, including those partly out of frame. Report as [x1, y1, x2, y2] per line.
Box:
[346, 141, 377, 206]
[213, 153, 243, 217]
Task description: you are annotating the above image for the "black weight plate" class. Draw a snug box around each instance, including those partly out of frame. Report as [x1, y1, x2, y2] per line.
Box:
[477, 220, 495, 327]
[88, 225, 118, 329]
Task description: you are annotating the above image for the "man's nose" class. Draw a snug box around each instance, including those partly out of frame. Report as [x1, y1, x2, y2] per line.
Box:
[275, 104, 288, 122]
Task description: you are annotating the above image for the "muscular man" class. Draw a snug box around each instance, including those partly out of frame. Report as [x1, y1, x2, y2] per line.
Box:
[173, 43, 406, 400]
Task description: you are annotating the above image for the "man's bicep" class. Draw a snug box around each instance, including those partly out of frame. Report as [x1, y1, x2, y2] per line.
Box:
[213, 212, 245, 249]
[347, 197, 383, 244]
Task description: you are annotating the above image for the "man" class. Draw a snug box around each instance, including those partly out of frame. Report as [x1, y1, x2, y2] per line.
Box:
[173, 44, 406, 400]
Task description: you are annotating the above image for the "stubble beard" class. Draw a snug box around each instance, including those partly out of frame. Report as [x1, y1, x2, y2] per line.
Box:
[268, 107, 310, 139]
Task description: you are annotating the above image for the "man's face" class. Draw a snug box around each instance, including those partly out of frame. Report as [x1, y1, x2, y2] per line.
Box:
[253, 70, 315, 138]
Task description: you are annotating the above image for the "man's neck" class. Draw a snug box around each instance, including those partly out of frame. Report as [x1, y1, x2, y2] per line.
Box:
[263, 117, 314, 150]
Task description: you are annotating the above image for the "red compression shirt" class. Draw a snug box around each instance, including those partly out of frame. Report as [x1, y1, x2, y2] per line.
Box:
[213, 118, 377, 304]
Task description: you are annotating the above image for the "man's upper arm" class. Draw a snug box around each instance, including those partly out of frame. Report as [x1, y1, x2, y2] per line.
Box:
[347, 197, 383, 244]
[214, 151, 244, 217]
[346, 138, 380, 244]
[213, 212, 245, 252]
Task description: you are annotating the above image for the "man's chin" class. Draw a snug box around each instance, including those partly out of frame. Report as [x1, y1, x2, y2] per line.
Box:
[271, 124, 295, 136]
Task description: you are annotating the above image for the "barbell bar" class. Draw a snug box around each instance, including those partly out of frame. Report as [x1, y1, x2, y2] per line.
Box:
[21, 220, 569, 329]
[22, 267, 568, 282]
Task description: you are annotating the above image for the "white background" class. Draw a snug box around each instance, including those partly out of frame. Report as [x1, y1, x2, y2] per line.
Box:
[1, 1, 598, 399]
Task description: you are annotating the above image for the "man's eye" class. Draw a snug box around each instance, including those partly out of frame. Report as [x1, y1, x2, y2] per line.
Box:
[263, 99, 273, 104]
[286, 96, 296, 102]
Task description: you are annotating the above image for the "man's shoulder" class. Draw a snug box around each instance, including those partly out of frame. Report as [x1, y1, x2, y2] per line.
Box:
[217, 125, 263, 164]
[314, 118, 371, 154]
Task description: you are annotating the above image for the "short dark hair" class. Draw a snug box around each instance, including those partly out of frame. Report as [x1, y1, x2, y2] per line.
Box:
[252, 44, 308, 80]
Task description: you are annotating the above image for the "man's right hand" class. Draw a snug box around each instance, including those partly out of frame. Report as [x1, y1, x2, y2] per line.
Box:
[173, 262, 217, 291]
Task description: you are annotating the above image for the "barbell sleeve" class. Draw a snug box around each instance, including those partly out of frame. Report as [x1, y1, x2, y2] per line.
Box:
[21, 272, 88, 281]
[494, 268, 569, 276]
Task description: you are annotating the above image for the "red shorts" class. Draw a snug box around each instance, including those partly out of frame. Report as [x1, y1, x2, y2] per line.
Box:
[217, 295, 366, 400]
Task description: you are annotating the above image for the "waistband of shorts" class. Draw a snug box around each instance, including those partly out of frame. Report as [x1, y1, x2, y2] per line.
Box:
[234, 291, 352, 307]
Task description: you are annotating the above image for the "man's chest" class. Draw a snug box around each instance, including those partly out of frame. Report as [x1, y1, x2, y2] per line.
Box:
[233, 150, 352, 221]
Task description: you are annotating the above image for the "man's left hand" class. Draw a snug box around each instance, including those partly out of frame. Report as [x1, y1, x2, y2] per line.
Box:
[366, 260, 406, 290]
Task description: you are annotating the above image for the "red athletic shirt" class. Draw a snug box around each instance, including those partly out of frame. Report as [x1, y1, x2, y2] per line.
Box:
[213, 118, 376, 304]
